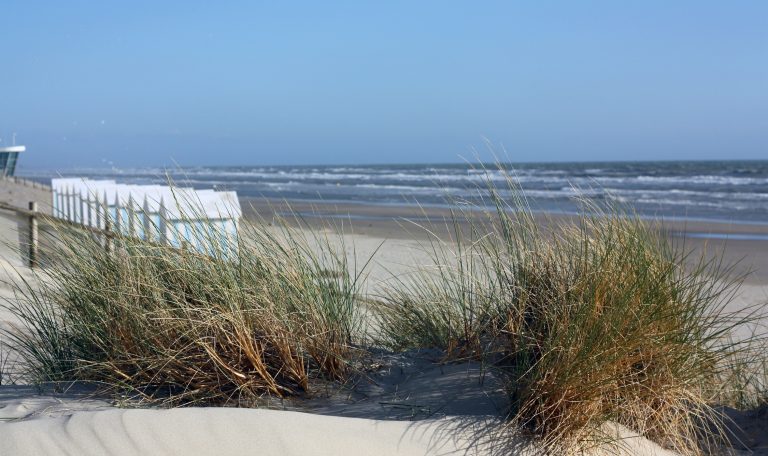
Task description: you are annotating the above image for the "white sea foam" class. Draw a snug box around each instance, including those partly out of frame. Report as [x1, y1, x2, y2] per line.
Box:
[23, 161, 768, 222]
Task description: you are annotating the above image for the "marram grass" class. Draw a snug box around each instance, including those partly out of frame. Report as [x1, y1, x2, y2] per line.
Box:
[375, 171, 759, 455]
[2, 201, 365, 405]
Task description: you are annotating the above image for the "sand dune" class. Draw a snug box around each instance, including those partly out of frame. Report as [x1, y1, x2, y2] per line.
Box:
[1, 408, 478, 456]
[0, 406, 690, 456]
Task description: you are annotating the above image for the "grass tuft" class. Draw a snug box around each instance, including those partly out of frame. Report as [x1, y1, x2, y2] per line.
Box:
[2, 198, 364, 405]
[375, 168, 758, 454]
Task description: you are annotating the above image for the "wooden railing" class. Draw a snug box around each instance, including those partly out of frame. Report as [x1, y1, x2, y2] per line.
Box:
[0, 198, 236, 267]
[0, 200, 115, 268]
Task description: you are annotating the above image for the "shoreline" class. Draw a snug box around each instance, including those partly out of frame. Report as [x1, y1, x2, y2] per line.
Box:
[242, 197, 768, 285]
[240, 196, 768, 234]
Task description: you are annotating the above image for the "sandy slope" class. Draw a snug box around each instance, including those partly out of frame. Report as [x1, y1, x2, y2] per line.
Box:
[0, 408, 472, 456]
[0, 407, 689, 456]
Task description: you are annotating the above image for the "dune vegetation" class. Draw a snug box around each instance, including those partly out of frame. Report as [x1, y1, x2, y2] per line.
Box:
[375, 172, 762, 455]
[2, 172, 765, 454]
[3, 207, 365, 405]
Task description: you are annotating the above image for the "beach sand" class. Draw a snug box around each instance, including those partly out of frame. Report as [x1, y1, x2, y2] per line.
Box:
[1, 186, 767, 455]
[241, 197, 768, 286]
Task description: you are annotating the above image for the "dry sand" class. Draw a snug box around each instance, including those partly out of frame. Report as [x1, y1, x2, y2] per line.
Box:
[242, 197, 768, 285]
[1, 188, 767, 455]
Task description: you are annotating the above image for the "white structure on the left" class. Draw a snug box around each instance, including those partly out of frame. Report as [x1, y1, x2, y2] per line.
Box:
[0, 145, 25, 177]
[51, 178, 242, 254]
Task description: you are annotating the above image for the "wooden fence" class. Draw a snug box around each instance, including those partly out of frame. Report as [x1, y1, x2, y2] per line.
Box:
[51, 181, 241, 253]
[0, 200, 115, 268]
[1, 195, 240, 267]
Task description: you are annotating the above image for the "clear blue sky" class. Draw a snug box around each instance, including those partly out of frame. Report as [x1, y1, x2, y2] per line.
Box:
[1, 1, 766, 168]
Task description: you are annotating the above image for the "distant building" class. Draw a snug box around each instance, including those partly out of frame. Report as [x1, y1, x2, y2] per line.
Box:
[0, 145, 25, 177]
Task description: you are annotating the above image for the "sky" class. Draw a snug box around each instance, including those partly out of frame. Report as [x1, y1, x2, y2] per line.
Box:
[0, 1, 766, 168]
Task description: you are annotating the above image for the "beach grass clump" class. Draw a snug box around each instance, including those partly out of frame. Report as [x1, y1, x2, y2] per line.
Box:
[376, 174, 752, 454]
[713, 338, 768, 411]
[2, 205, 363, 405]
[374, 214, 505, 358]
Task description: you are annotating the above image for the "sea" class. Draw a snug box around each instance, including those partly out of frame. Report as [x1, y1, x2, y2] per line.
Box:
[22, 160, 768, 225]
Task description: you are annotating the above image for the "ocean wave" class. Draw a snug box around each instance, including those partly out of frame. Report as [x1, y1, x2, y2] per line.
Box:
[603, 188, 768, 201]
[633, 198, 753, 210]
[635, 175, 767, 185]
[23, 161, 768, 222]
[46, 167, 768, 190]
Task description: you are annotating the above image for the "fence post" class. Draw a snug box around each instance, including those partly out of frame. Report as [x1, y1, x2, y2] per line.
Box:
[104, 217, 113, 254]
[114, 194, 122, 235]
[127, 194, 136, 238]
[70, 187, 76, 222]
[69, 186, 75, 222]
[52, 188, 58, 217]
[96, 192, 103, 230]
[28, 201, 38, 268]
[56, 188, 61, 218]
[159, 197, 168, 245]
[57, 187, 63, 219]
[79, 190, 85, 225]
[103, 191, 110, 230]
[142, 196, 151, 242]
[65, 187, 72, 221]
[86, 193, 93, 227]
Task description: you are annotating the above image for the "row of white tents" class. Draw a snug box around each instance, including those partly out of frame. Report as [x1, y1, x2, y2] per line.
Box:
[51, 178, 242, 253]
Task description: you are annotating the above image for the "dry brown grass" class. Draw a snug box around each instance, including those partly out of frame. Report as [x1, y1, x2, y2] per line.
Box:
[2, 206, 364, 405]
[376, 172, 757, 455]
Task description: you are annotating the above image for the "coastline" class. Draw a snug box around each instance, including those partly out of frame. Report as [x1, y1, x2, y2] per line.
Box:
[241, 197, 768, 285]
